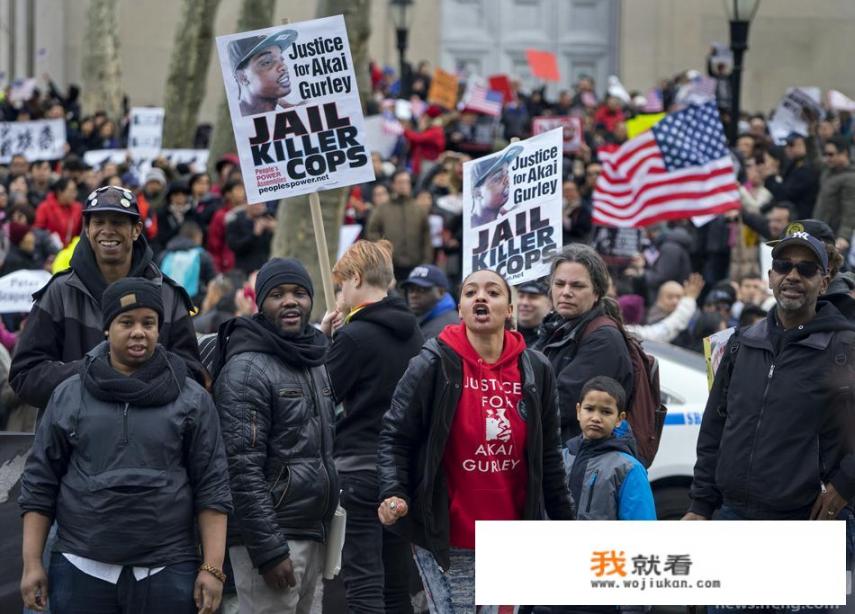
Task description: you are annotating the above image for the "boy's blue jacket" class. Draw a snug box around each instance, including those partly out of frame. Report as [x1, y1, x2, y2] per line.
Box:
[563, 422, 657, 520]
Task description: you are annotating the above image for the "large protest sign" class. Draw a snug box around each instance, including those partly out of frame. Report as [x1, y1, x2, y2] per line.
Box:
[0, 119, 66, 163]
[83, 148, 209, 177]
[128, 107, 165, 159]
[462, 129, 562, 284]
[0, 269, 51, 313]
[215, 15, 375, 203]
[768, 87, 823, 144]
[427, 67, 459, 110]
[532, 116, 582, 153]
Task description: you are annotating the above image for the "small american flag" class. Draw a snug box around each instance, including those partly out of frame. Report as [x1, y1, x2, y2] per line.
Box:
[462, 83, 504, 117]
[593, 102, 740, 228]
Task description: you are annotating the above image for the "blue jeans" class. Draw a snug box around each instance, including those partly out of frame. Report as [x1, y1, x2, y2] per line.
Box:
[707, 505, 847, 614]
[413, 546, 476, 614]
[48, 552, 197, 614]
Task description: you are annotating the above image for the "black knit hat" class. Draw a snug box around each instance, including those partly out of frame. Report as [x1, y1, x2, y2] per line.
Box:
[102, 278, 164, 332]
[255, 258, 314, 308]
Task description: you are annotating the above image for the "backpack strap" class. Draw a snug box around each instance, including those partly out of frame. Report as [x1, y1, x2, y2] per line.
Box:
[580, 314, 618, 343]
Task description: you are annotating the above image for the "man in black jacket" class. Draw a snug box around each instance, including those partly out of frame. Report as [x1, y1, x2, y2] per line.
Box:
[10, 186, 203, 412]
[765, 134, 820, 220]
[685, 231, 855, 527]
[322, 239, 424, 614]
[226, 201, 276, 275]
[214, 258, 338, 614]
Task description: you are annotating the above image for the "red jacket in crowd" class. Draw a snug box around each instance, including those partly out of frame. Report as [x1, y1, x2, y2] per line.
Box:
[404, 125, 446, 177]
[593, 105, 625, 134]
[34, 193, 82, 247]
[207, 205, 237, 273]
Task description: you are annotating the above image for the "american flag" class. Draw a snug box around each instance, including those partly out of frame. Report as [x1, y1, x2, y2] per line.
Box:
[461, 83, 504, 117]
[592, 102, 740, 228]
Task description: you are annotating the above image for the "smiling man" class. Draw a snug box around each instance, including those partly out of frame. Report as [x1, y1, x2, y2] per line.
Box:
[213, 258, 338, 614]
[685, 231, 855, 593]
[10, 185, 203, 412]
[229, 29, 298, 117]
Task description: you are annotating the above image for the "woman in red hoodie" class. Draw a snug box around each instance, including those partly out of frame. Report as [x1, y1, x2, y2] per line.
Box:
[377, 268, 573, 612]
[34, 178, 82, 248]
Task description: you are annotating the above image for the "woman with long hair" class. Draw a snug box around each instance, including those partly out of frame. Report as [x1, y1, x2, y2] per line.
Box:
[377, 268, 573, 612]
[534, 244, 634, 442]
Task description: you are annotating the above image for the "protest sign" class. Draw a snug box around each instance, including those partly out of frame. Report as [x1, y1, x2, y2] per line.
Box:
[128, 107, 165, 159]
[427, 67, 459, 110]
[462, 129, 562, 284]
[0, 119, 66, 163]
[525, 49, 559, 82]
[531, 116, 582, 153]
[488, 74, 513, 104]
[768, 87, 823, 145]
[363, 115, 400, 159]
[0, 270, 51, 313]
[83, 148, 208, 177]
[215, 15, 375, 204]
[828, 89, 855, 113]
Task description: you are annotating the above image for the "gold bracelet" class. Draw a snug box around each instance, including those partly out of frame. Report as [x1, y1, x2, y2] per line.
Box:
[199, 562, 226, 584]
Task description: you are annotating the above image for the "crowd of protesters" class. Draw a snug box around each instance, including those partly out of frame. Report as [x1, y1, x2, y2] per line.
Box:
[3, 58, 855, 614]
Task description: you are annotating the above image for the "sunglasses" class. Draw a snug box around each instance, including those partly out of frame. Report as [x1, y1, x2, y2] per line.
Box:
[771, 258, 823, 278]
[823, 151, 836, 157]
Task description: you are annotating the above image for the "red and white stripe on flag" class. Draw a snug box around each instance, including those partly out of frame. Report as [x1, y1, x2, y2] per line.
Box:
[592, 105, 741, 228]
[464, 84, 504, 117]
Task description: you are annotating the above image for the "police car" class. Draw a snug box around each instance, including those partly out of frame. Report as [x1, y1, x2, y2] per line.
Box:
[642, 340, 709, 520]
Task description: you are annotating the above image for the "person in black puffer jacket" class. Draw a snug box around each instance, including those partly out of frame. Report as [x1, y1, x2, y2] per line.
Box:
[19, 278, 231, 614]
[213, 258, 337, 614]
[321, 239, 424, 614]
[535, 244, 634, 441]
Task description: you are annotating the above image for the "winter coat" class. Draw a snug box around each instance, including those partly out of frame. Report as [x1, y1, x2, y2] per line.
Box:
[418, 293, 459, 339]
[18, 343, 231, 566]
[325, 296, 424, 473]
[404, 126, 446, 177]
[377, 336, 574, 570]
[535, 305, 634, 441]
[156, 235, 217, 303]
[814, 165, 855, 242]
[689, 303, 855, 519]
[365, 196, 433, 270]
[563, 424, 656, 520]
[34, 193, 82, 247]
[0, 245, 42, 275]
[764, 158, 820, 220]
[214, 327, 339, 571]
[207, 205, 237, 273]
[9, 237, 204, 410]
[226, 211, 273, 275]
[644, 227, 693, 292]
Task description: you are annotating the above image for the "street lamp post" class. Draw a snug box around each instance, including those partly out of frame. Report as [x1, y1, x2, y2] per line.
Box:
[724, 0, 761, 145]
[390, 0, 414, 98]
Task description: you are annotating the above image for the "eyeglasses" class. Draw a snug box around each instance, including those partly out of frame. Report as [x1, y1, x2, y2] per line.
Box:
[771, 258, 823, 278]
[823, 151, 836, 157]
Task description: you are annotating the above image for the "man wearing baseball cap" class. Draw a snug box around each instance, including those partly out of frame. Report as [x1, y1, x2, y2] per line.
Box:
[515, 279, 550, 347]
[400, 264, 459, 339]
[229, 29, 298, 116]
[686, 230, 855, 554]
[10, 186, 204, 412]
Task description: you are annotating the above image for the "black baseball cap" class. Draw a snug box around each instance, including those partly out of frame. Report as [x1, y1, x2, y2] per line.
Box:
[83, 186, 140, 219]
[517, 279, 548, 295]
[228, 29, 298, 73]
[769, 231, 829, 273]
[400, 265, 450, 290]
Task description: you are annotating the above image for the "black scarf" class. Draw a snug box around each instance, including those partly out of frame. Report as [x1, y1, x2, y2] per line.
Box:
[71, 233, 154, 304]
[213, 313, 328, 378]
[84, 345, 187, 406]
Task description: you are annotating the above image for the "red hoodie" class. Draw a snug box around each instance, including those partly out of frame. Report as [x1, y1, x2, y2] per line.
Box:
[438, 323, 528, 549]
[34, 193, 82, 247]
[207, 205, 236, 273]
[404, 125, 446, 177]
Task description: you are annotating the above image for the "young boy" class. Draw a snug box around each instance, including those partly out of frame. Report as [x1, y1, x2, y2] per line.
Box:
[564, 375, 657, 520]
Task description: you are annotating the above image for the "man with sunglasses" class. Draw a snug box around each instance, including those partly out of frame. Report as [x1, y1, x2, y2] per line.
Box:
[684, 230, 855, 543]
[815, 135, 855, 257]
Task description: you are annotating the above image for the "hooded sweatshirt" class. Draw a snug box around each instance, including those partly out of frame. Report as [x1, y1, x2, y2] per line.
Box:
[438, 323, 528, 548]
[326, 295, 425, 472]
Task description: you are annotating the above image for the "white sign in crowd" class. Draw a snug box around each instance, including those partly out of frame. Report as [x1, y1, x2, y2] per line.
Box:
[462, 128, 563, 285]
[0, 269, 52, 314]
[215, 14, 374, 203]
[0, 119, 66, 163]
[128, 107, 165, 160]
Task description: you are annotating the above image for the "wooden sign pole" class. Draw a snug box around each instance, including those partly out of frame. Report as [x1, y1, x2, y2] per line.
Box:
[309, 191, 337, 314]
